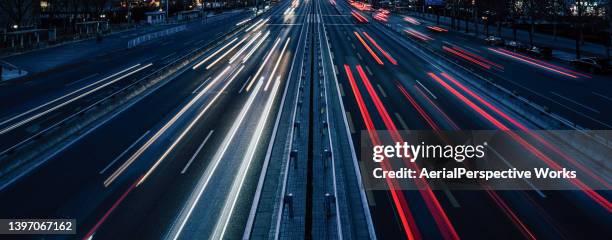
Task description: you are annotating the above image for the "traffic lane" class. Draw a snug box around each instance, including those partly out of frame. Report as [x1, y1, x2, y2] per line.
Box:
[0, 44, 238, 220]
[389, 16, 612, 129]
[320, 3, 548, 239]
[0, 12, 268, 159]
[0, 12, 249, 120]
[330, 6, 610, 239]
[80, 6, 304, 240]
[0, 10, 275, 215]
[150, 25, 301, 240]
[367, 19, 612, 238]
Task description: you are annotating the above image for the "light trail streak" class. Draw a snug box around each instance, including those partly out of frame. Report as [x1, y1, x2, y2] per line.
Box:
[235, 18, 251, 26]
[488, 48, 583, 78]
[351, 10, 368, 23]
[243, 31, 270, 63]
[450, 46, 503, 69]
[136, 65, 245, 186]
[354, 32, 384, 65]
[167, 80, 264, 240]
[427, 26, 448, 32]
[82, 176, 142, 240]
[396, 84, 440, 131]
[229, 32, 262, 64]
[244, 19, 263, 32]
[249, 18, 269, 33]
[265, 38, 291, 91]
[343, 64, 421, 240]
[192, 38, 238, 70]
[443, 46, 492, 69]
[362, 32, 397, 65]
[494, 48, 588, 77]
[404, 29, 433, 41]
[212, 79, 282, 239]
[430, 72, 611, 212]
[356, 66, 460, 240]
[403, 16, 420, 25]
[440, 72, 611, 189]
[0, 63, 151, 135]
[206, 36, 249, 69]
[246, 37, 282, 92]
[103, 66, 232, 187]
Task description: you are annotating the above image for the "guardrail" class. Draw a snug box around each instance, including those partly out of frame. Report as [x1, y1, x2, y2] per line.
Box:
[127, 25, 187, 48]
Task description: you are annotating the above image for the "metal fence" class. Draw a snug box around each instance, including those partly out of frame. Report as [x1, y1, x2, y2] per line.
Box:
[127, 25, 187, 48]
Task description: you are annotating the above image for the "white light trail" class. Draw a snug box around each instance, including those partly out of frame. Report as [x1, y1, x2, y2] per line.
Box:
[264, 38, 291, 91]
[235, 18, 251, 26]
[249, 18, 269, 32]
[242, 31, 270, 63]
[229, 32, 262, 64]
[206, 37, 249, 70]
[0, 63, 151, 135]
[193, 38, 238, 70]
[245, 37, 281, 92]
[244, 19, 263, 32]
[103, 66, 232, 187]
[166, 80, 264, 240]
[135, 65, 245, 186]
[212, 78, 282, 240]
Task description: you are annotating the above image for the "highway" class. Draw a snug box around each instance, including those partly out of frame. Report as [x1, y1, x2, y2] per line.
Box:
[0, 0, 609, 239]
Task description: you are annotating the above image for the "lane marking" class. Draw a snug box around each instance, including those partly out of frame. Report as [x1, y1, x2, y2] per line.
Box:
[376, 84, 387, 98]
[338, 83, 345, 96]
[394, 112, 409, 130]
[593, 91, 612, 102]
[65, 73, 99, 87]
[365, 65, 373, 76]
[99, 130, 150, 174]
[416, 80, 437, 99]
[550, 91, 600, 114]
[181, 130, 214, 174]
[345, 112, 356, 133]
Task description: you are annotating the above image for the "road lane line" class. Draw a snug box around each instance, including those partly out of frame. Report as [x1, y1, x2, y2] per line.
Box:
[488, 144, 546, 198]
[65, 73, 99, 87]
[99, 130, 150, 175]
[365, 65, 373, 76]
[180, 130, 214, 174]
[338, 83, 345, 96]
[416, 80, 437, 99]
[394, 112, 409, 130]
[376, 84, 387, 98]
[550, 91, 600, 114]
[593, 91, 612, 102]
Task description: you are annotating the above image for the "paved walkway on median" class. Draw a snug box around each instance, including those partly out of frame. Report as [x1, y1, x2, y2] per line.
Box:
[405, 12, 610, 60]
[0, 9, 247, 80]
